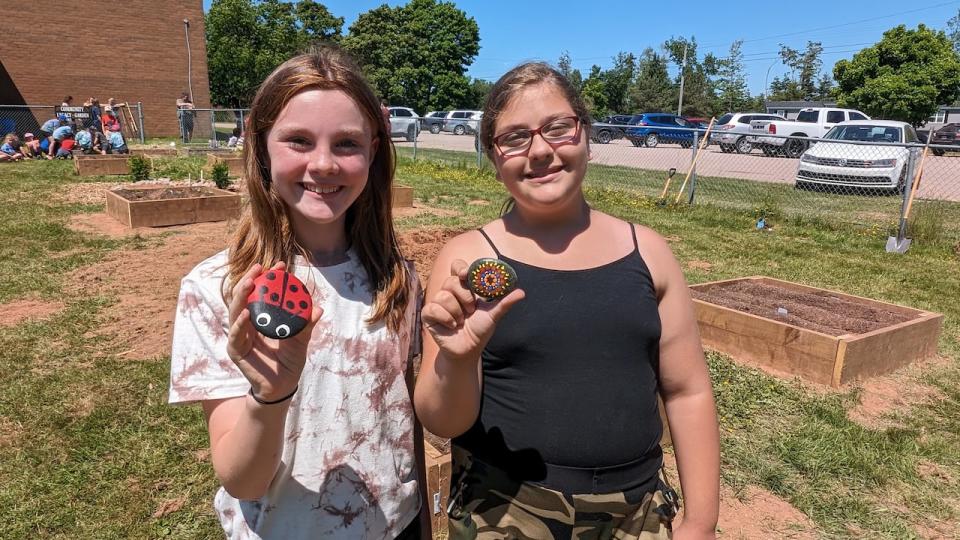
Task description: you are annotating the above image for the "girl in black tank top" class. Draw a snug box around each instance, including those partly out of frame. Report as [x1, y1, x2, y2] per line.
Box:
[414, 63, 720, 539]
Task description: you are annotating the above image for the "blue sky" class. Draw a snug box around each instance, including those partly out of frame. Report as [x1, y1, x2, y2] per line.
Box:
[202, 0, 960, 95]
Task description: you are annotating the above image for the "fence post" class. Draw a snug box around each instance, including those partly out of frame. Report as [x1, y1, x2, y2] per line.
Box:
[894, 144, 917, 245]
[687, 129, 698, 204]
[239, 110, 244, 135]
[413, 120, 418, 161]
[476, 121, 482, 168]
[210, 110, 218, 148]
[136, 102, 145, 144]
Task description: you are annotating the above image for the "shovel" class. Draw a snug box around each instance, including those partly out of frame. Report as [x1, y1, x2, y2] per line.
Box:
[886, 130, 933, 253]
[656, 168, 677, 205]
[674, 117, 716, 204]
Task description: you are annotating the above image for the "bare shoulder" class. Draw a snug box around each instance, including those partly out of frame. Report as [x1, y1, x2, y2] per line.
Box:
[630, 222, 684, 297]
[425, 224, 501, 289]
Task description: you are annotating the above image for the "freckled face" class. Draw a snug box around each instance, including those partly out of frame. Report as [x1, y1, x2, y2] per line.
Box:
[491, 83, 589, 212]
[266, 89, 378, 234]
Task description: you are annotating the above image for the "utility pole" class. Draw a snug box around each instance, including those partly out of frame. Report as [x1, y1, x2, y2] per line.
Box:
[677, 43, 687, 116]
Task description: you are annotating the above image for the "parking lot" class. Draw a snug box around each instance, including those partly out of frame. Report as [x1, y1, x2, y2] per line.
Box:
[397, 132, 960, 202]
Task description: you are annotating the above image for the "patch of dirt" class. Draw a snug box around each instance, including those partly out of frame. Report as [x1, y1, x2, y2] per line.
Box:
[691, 281, 915, 336]
[152, 496, 187, 518]
[69, 212, 171, 238]
[398, 228, 465, 284]
[394, 203, 460, 219]
[69, 220, 231, 360]
[846, 355, 950, 429]
[662, 453, 819, 539]
[686, 260, 713, 272]
[467, 199, 490, 206]
[112, 186, 221, 201]
[56, 182, 114, 206]
[0, 298, 63, 327]
[0, 415, 23, 448]
[66, 395, 96, 419]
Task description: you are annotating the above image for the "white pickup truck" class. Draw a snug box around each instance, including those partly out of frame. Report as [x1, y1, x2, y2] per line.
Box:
[749, 107, 871, 158]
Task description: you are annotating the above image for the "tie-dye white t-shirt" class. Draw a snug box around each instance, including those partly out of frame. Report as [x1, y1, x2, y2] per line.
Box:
[168, 249, 421, 539]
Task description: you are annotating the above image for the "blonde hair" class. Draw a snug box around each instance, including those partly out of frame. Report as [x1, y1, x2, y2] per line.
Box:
[227, 45, 410, 332]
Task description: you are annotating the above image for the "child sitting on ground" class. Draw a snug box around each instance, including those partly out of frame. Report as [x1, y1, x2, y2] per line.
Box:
[107, 127, 128, 154]
[226, 127, 241, 148]
[21, 133, 41, 158]
[55, 133, 76, 159]
[1, 134, 24, 161]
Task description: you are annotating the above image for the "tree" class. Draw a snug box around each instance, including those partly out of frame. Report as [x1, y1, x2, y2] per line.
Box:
[715, 41, 750, 113]
[557, 50, 583, 92]
[206, 0, 343, 107]
[580, 65, 609, 117]
[768, 42, 827, 101]
[343, 0, 480, 115]
[601, 52, 636, 114]
[947, 8, 960, 53]
[834, 24, 960, 126]
[628, 48, 675, 113]
[662, 36, 719, 117]
[466, 78, 493, 109]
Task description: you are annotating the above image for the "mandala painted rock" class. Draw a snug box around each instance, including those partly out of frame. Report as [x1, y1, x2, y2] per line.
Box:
[467, 258, 518, 300]
[247, 270, 312, 339]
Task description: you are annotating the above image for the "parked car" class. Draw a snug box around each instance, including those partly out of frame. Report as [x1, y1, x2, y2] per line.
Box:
[930, 123, 960, 156]
[749, 107, 870, 158]
[711, 112, 786, 154]
[441, 110, 481, 135]
[795, 120, 920, 193]
[421, 111, 448, 134]
[590, 115, 632, 144]
[388, 106, 420, 141]
[624, 113, 700, 148]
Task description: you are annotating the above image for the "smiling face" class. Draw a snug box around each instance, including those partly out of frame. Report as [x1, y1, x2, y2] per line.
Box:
[492, 83, 589, 214]
[266, 89, 378, 240]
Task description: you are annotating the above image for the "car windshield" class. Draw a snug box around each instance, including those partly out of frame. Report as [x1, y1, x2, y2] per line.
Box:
[823, 125, 902, 143]
[716, 113, 734, 125]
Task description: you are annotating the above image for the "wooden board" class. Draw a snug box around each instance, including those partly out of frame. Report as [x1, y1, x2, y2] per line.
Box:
[206, 153, 245, 177]
[105, 187, 241, 228]
[424, 439, 452, 537]
[75, 156, 130, 176]
[690, 276, 942, 387]
[392, 184, 414, 208]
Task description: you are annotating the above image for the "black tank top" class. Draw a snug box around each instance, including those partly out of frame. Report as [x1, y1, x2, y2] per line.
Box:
[454, 224, 664, 495]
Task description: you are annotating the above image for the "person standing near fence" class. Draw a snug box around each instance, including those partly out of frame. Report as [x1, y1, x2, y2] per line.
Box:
[176, 92, 195, 143]
[415, 62, 720, 539]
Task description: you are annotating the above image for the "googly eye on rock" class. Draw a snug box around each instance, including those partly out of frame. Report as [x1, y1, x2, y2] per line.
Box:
[246, 269, 312, 339]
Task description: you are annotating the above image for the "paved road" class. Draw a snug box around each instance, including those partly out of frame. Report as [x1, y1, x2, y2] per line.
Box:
[397, 133, 960, 202]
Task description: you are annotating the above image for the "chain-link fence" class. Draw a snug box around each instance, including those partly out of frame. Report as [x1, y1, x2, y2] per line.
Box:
[0, 103, 145, 144]
[400, 118, 960, 250]
[177, 108, 248, 147]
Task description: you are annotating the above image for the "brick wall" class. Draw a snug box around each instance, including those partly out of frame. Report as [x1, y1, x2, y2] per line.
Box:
[0, 0, 210, 137]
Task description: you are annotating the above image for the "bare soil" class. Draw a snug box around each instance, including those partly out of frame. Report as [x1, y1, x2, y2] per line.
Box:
[0, 299, 63, 328]
[111, 186, 224, 201]
[691, 280, 915, 336]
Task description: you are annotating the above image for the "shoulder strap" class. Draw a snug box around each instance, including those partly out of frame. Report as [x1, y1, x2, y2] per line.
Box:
[477, 228, 502, 258]
[629, 222, 640, 253]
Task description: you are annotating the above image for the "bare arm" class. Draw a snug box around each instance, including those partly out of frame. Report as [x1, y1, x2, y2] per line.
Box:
[637, 226, 719, 537]
[414, 234, 524, 438]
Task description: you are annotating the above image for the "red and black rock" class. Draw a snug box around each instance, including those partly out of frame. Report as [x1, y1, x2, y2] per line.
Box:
[246, 270, 312, 339]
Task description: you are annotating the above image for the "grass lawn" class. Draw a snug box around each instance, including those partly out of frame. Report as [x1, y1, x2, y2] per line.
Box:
[1, 153, 958, 538]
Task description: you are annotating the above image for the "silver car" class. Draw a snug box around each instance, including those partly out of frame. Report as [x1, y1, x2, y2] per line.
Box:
[388, 106, 420, 141]
[711, 112, 785, 154]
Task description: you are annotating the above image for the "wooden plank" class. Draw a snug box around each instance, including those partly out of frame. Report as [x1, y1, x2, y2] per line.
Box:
[838, 313, 944, 384]
[75, 156, 130, 176]
[207, 153, 244, 177]
[392, 184, 414, 208]
[694, 299, 840, 385]
[107, 187, 241, 228]
[424, 440, 451, 537]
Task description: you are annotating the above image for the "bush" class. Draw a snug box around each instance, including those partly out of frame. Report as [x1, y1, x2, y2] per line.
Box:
[128, 155, 150, 182]
[211, 162, 231, 189]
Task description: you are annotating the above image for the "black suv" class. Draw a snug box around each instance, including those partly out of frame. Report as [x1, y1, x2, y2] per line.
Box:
[931, 123, 960, 155]
[590, 114, 634, 144]
[421, 111, 448, 134]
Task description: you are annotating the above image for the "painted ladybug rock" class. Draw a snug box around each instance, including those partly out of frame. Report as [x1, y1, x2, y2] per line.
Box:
[466, 258, 518, 301]
[247, 270, 313, 339]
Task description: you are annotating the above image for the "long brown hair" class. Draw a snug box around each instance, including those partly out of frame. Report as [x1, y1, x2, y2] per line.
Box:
[227, 45, 410, 332]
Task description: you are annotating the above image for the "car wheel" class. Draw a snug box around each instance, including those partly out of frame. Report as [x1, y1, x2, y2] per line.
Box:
[932, 148, 945, 156]
[405, 124, 417, 142]
[429, 124, 440, 134]
[645, 133, 659, 148]
[761, 145, 776, 157]
[720, 143, 734, 153]
[735, 136, 753, 154]
[784, 138, 807, 159]
[454, 125, 466, 136]
[596, 130, 612, 144]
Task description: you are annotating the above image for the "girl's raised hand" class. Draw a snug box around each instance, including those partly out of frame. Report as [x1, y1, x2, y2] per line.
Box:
[422, 259, 524, 361]
[226, 262, 323, 401]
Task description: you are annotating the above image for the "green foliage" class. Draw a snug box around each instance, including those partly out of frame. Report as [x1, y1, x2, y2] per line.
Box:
[628, 48, 675, 114]
[947, 9, 960, 54]
[768, 42, 832, 101]
[601, 52, 636, 115]
[834, 24, 960, 126]
[715, 41, 750, 113]
[663, 36, 720, 117]
[211, 162, 231, 189]
[343, 0, 479, 115]
[206, 0, 344, 107]
[580, 65, 609, 116]
[128, 155, 150, 182]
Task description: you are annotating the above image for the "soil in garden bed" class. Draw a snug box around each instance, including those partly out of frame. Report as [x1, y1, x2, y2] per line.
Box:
[112, 187, 222, 201]
[691, 281, 915, 336]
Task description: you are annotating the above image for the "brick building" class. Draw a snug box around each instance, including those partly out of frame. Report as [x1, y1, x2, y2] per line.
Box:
[0, 0, 210, 137]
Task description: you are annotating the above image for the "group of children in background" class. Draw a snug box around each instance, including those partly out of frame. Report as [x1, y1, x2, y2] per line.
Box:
[0, 113, 128, 162]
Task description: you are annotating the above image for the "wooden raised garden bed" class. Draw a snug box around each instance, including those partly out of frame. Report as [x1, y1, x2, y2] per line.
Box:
[690, 276, 943, 387]
[424, 439, 452, 536]
[392, 184, 413, 208]
[106, 185, 241, 228]
[74, 155, 130, 176]
[206, 153, 245, 177]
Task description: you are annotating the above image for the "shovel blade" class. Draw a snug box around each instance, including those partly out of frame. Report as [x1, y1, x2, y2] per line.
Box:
[885, 236, 912, 253]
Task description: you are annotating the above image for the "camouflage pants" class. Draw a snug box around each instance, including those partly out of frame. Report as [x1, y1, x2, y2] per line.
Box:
[448, 446, 678, 540]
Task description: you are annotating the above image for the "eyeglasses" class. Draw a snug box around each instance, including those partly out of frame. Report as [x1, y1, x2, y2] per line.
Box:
[492, 116, 581, 156]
